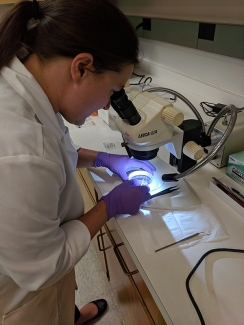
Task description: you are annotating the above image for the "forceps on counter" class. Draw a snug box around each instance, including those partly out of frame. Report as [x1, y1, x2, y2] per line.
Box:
[150, 185, 179, 199]
[155, 233, 200, 252]
[155, 231, 210, 252]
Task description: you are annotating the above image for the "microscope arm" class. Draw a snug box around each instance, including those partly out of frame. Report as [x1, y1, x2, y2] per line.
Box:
[143, 87, 205, 133]
[162, 104, 238, 181]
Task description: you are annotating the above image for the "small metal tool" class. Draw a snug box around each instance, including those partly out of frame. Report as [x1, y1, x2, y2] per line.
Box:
[212, 177, 235, 194]
[155, 232, 200, 252]
[212, 177, 244, 207]
[231, 187, 244, 202]
[150, 185, 179, 199]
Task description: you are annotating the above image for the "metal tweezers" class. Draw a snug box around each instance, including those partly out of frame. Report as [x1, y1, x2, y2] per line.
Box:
[155, 232, 200, 252]
[150, 185, 179, 199]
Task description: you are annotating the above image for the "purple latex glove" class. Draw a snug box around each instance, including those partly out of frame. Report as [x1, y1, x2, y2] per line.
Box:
[101, 179, 150, 219]
[94, 152, 156, 181]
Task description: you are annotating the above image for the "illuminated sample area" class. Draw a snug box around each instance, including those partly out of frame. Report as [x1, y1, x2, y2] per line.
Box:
[128, 170, 153, 185]
[125, 158, 201, 210]
[127, 169, 164, 195]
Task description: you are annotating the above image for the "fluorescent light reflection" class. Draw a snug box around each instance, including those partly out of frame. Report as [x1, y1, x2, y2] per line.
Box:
[140, 209, 151, 216]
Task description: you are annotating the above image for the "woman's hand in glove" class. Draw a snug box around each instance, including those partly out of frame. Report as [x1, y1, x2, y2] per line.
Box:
[101, 179, 150, 219]
[94, 152, 156, 181]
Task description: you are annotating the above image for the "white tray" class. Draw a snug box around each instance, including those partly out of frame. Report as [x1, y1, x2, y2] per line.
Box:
[209, 176, 244, 217]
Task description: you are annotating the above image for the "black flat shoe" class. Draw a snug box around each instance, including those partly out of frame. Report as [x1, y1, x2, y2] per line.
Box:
[83, 299, 107, 324]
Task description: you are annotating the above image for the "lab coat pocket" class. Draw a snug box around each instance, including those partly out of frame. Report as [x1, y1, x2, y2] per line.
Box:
[3, 285, 59, 325]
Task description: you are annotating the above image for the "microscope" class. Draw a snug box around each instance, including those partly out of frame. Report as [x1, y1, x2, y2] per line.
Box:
[110, 88, 238, 182]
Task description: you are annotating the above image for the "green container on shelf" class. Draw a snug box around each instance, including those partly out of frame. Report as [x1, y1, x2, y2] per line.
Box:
[226, 151, 244, 188]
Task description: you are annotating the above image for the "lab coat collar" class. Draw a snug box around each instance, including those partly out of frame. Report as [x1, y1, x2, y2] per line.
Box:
[0, 56, 77, 157]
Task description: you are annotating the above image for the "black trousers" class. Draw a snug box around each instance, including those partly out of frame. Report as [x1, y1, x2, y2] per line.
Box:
[74, 305, 80, 323]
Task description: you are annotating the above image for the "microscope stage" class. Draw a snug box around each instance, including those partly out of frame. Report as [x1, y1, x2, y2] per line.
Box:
[141, 157, 200, 210]
[114, 157, 200, 210]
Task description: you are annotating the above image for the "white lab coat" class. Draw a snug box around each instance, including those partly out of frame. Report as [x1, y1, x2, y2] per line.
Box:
[0, 57, 91, 325]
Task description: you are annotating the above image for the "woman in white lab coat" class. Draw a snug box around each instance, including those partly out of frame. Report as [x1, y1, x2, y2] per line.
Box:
[0, 1, 155, 324]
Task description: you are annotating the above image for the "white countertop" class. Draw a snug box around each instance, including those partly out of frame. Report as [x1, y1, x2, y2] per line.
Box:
[67, 99, 244, 325]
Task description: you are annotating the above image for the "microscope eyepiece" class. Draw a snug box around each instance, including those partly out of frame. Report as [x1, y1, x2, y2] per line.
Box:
[110, 88, 124, 101]
[110, 89, 141, 126]
[111, 90, 159, 161]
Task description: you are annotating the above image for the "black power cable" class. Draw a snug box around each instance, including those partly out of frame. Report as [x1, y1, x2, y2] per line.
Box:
[135, 22, 143, 31]
[200, 102, 225, 117]
[200, 101, 244, 118]
[131, 72, 152, 86]
[186, 248, 244, 325]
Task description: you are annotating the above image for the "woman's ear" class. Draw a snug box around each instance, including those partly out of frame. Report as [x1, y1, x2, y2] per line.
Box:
[70, 53, 94, 82]
[78, 64, 85, 77]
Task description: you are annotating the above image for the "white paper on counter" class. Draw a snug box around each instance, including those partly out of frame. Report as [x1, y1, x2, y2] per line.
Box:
[137, 203, 229, 253]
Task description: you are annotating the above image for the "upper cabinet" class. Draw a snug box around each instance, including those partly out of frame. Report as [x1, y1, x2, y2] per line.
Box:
[1, 1, 243, 25]
[116, 0, 244, 60]
[0, 1, 15, 4]
[116, 0, 244, 26]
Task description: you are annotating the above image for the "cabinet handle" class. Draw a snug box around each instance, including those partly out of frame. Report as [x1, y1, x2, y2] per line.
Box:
[97, 232, 111, 252]
[114, 243, 138, 276]
[97, 229, 111, 281]
[94, 188, 99, 203]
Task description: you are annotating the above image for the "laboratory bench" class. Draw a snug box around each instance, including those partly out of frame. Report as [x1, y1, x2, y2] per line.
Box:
[70, 113, 244, 325]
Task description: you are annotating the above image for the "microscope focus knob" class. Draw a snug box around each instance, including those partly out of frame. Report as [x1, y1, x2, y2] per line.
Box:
[183, 141, 204, 160]
[161, 106, 184, 126]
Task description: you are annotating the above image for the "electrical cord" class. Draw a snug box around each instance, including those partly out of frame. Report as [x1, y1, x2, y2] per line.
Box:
[131, 72, 152, 86]
[200, 102, 220, 117]
[135, 22, 143, 31]
[186, 248, 244, 325]
[200, 101, 244, 118]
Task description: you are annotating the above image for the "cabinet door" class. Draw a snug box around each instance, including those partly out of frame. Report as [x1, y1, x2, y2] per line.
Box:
[95, 226, 154, 325]
[76, 168, 166, 324]
[97, 220, 167, 325]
